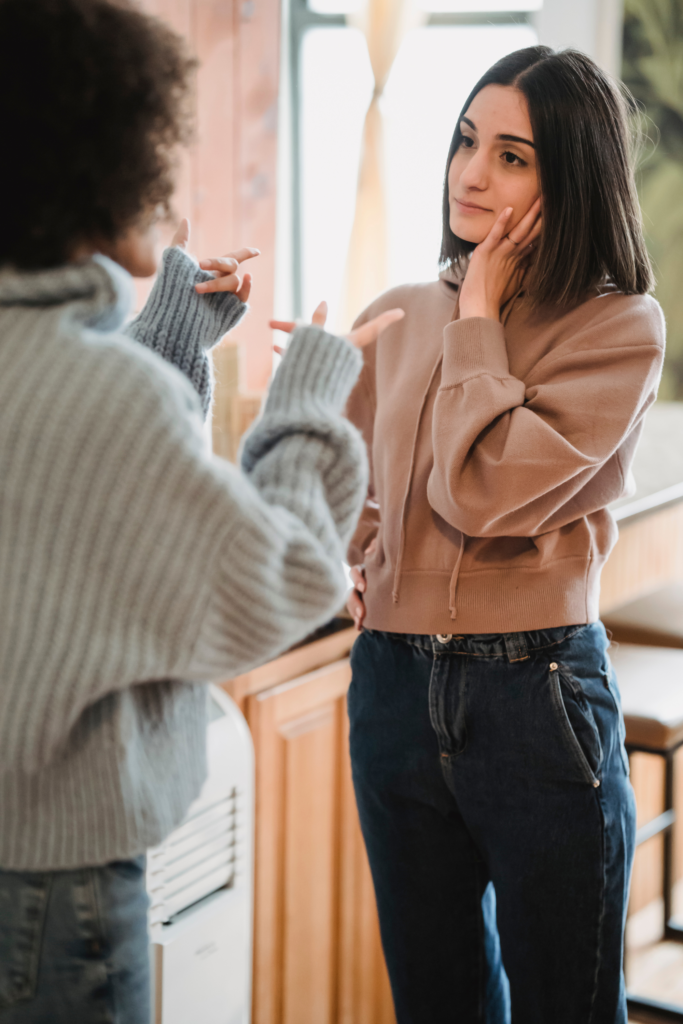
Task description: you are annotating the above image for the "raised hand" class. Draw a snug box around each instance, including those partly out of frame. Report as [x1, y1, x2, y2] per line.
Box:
[270, 302, 404, 356]
[170, 218, 260, 303]
[458, 197, 541, 322]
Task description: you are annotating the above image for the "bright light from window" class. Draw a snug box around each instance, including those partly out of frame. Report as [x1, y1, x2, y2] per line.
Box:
[308, 0, 542, 11]
[300, 21, 537, 328]
[383, 23, 537, 289]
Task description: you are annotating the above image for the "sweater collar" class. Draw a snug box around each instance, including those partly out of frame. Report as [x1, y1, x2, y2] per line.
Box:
[0, 254, 134, 333]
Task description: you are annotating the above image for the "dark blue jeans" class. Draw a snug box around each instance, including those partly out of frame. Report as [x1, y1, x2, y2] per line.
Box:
[348, 622, 635, 1024]
[0, 857, 149, 1023]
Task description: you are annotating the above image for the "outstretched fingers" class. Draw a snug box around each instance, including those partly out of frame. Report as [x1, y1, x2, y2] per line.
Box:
[237, 272, 252, 304]
[196, 273, 241, 295]
[171, 217, 191, 250]
[348, 308, 405, 349]
[199, 248, 260, 273]
[311, 301, 328, 327]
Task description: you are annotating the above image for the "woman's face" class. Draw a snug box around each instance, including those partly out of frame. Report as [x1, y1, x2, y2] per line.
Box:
[448, 84, 539, 244]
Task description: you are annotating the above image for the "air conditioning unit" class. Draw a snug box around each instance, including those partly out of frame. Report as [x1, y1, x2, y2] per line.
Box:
[147, 685, 254, 1024]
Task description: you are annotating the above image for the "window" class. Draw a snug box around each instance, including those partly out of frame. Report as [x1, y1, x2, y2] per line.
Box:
[289, 1, 540, 325]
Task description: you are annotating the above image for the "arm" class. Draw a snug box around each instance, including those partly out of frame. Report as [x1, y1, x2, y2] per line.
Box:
[428, 300, 664, 538]
[125, 246, 247, 414]
[183, 325, 369, 678]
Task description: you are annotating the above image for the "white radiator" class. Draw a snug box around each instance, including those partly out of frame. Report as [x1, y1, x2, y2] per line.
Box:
[147, 685, 254, 1024]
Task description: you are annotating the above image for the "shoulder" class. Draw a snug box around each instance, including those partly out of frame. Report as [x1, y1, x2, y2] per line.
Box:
[349, 280, 450, 389]
[81, 326, 204, 422]
[525, 289, 665, 357]
[575, 290, 665, 350]
[351, 279, 451, 327]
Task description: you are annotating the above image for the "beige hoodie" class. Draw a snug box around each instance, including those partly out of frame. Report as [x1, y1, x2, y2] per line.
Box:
[346, 271, 665, 635]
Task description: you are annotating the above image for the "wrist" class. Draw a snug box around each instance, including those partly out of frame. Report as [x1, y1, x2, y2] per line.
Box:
[459, 302, 500, 322]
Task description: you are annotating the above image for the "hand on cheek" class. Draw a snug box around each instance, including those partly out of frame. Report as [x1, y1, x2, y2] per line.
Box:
[458, 197, 542, 322]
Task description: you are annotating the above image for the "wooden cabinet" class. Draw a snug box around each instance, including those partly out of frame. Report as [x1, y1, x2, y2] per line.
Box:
[223, 631, 395, 1024]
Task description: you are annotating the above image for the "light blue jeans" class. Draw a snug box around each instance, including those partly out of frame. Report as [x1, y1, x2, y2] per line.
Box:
[0, 856, 150, 1023]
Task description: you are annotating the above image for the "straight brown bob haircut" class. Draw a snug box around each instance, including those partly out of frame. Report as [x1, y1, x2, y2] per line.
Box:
[440, 45, 654, 308]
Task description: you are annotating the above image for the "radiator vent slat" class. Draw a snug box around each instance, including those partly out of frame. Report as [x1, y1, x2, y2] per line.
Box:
[147, 786, 240, 922]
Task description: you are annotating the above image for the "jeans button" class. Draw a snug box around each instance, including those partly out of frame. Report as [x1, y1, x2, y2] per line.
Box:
[436, 634, 453, 643]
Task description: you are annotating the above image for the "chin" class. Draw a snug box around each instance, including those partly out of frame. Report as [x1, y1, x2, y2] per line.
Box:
[449, 217, 487, 246]
[132, 255, 159, 278]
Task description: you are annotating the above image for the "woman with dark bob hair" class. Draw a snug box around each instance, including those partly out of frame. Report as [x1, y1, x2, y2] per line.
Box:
[0, 1, 401, 1021]
[346, 45, 664, 1024]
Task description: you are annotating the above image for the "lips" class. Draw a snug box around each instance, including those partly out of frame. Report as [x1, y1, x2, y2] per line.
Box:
[454, 197, 491, 213]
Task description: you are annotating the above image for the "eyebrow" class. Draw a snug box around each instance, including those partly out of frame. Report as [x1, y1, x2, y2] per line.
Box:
[460, 116, 535, 149]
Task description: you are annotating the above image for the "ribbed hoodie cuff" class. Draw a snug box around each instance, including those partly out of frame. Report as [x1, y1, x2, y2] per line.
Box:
[263, 326, 363, 417]
[441, 317, 511, 387]
[131, 246, 247, 350]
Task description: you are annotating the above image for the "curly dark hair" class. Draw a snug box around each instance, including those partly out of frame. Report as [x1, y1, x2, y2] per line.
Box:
[0, 0, 196, 269]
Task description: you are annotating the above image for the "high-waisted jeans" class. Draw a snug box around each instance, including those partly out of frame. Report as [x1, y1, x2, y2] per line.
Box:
[348, 622, 635, 1024]
[0, 856, 149, 1023]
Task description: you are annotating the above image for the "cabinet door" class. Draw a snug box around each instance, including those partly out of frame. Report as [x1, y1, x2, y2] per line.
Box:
[246, 659, 395, 1024]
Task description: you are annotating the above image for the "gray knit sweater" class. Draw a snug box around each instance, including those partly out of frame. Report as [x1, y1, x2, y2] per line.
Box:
[0, 246, 365, 870]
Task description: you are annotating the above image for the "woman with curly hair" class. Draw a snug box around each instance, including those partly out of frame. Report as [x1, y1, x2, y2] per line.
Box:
[0, 1, 401, 1021]
[345, 46, 663, 1024]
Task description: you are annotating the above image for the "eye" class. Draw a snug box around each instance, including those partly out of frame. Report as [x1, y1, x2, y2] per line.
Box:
[502, 150, 525, 167]
[460, 135, 475, 149]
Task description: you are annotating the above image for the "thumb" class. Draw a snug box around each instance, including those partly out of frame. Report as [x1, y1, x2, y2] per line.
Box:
[171, 217, 190, 250]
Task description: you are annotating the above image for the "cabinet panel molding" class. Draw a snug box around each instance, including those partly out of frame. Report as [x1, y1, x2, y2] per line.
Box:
[246, 658, 395, 1024]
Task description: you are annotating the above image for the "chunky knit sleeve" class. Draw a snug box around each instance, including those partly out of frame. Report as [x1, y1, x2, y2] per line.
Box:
[184, 327, 367, 679]
[0, 318, 365, 776]
[125, 246, 246, 414]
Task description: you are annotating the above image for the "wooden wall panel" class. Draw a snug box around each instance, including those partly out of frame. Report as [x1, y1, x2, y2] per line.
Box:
[601, 503, 683, 613]
[246, 661, 351, 1024]
[135, 0, 279, 456]
[230, 0, 281, 393]
[337, 698, 396, 1024]
[281, 705, 340, 1024]
[629, 750, 683, 919]
[191, 1, 238, 260]
[246, 661, 396, 1024]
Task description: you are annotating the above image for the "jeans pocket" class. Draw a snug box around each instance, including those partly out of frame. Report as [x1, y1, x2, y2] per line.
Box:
[0, 871, 50, 1009]
[549, 664, 603, 787]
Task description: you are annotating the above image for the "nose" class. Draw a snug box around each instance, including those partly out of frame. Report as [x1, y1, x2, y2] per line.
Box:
[458, 148, 489, 192]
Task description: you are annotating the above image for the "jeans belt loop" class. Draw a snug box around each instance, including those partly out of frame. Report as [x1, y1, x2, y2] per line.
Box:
[505, 632, 529, 662]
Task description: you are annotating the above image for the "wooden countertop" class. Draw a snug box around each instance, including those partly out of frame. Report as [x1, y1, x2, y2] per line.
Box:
[220, 619, 357, 708]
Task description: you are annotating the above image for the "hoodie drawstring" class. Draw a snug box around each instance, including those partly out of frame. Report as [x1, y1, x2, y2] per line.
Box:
[392, 354, 443, 606]
[448, 530, 466, 620]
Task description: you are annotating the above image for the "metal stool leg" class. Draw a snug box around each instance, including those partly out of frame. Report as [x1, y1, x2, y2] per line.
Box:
[664, 750, 683, 943]
[626, 747, 683, 1021]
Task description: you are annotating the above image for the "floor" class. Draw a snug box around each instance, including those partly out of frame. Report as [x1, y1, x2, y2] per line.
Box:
[627, 880, 683, 1016]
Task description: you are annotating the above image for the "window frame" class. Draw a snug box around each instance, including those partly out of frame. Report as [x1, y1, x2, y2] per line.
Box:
[289, 0, 534, 316]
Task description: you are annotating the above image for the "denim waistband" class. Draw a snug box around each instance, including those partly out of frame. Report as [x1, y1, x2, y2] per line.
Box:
[371, 623, 596, 663]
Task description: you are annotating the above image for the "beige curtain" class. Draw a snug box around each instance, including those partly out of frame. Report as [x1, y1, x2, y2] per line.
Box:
[338, 0, 423, 331]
